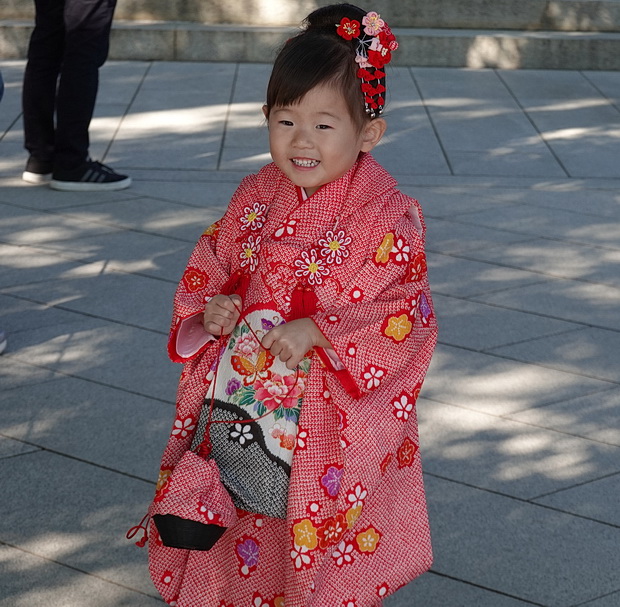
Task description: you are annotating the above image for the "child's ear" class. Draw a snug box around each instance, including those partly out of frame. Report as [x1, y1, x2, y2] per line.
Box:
[262, 104, 269, 120]
[360, 118, 387, 152]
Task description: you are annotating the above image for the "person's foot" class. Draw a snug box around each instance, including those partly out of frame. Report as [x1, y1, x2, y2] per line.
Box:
[0, 329, 7, 355]
[22, 157, 53, 184]
[50, 160, 131, 191]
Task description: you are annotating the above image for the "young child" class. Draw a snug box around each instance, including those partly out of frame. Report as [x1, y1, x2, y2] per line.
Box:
[146, 4, 437, 606]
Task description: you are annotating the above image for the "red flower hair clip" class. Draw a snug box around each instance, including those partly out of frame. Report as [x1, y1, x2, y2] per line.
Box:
[336, 11, 398, 118]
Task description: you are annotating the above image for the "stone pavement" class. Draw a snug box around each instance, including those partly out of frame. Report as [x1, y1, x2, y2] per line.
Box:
[0, 60, 619, 606]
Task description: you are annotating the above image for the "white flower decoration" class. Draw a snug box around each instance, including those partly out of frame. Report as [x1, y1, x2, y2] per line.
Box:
[230, 423, 253, 445]
[363, 365, 385, 390]
[319, 229, 352, 265]
[171, 416, 196, 438]
[294, 249, 330, 285]
[391, 236, 410, 264]
[347, 484, 368, 509]
[393, 392, 414, 421]
[290, 543, 312, 569]
[240, 202, 266, 231]
[239, 235, 261, 272]
[333, 540, 355, 567]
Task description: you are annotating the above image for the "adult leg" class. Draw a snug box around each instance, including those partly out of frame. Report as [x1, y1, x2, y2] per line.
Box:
[22, 0, 66, 167]
[54, 0, 117, 171]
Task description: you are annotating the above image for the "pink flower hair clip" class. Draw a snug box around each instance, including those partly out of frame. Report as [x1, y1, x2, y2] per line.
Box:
[336, 11, 399, 118]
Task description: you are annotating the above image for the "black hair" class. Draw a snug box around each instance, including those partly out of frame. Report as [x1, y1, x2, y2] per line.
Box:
[265, 3, 372, 130]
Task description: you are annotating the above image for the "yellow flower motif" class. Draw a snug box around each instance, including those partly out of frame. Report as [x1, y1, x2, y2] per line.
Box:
[156, 468, 172, 492]
[202, 222, 219, 236]
[346, 505, 362, 529]
[384, 313, 412, 342]
[293, 519, 318, 550]
[375, 232, 394, 263]
[356, 527, 381, 553]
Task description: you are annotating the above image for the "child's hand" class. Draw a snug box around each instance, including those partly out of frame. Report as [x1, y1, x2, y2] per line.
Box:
[262, 318, 327, 370]
[203, 294, 242, 336]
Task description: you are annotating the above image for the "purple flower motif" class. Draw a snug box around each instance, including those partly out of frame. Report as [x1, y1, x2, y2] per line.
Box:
[226, 378, 242, 396]
[321, 466, 344, 497]
[420, 293, 432, 321]
[236, 538, 259, 568]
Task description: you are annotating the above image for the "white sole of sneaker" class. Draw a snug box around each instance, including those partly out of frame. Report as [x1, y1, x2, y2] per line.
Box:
[22, 171, 52, 185]
[49, 176, 132, 191]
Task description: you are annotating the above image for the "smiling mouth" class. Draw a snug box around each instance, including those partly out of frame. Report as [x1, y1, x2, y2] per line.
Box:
[292, 158, 320, 168]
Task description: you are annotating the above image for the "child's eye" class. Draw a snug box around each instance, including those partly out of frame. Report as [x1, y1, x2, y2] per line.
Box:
[316, 124, 333, 130]
[279, 120, 294, 126]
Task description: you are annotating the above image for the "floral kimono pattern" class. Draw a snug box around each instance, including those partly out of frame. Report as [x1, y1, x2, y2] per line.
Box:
[147, 152, 438, 607]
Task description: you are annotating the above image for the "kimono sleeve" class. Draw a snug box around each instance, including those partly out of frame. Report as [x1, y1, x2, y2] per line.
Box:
[311, 206, 437, 399]
[167, 175, 258, 363]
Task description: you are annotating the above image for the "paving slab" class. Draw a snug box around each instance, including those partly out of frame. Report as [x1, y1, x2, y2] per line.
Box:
[489, 326, 620, 383]
[0, 451, 157, 598]
[0, 544, 163, 607]
[418, 398, 620, 500]
[432, 293, 582, 351]
[1, 60, 620, 606]
[533, 472, 620, 527]
[424, 475, 620, 607]
[0, 375, 171, 480]
[506, 387, 620, 446]
[423, 343, 616, 415]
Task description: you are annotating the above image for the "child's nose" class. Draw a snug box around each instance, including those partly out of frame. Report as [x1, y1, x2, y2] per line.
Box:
[292, 127, 313, 148]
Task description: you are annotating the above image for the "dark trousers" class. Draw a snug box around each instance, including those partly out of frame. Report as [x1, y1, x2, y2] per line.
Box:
[22, 0, 117, 171]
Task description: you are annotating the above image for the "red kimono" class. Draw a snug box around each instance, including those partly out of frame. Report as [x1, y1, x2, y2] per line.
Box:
[147, 152, 438, 607]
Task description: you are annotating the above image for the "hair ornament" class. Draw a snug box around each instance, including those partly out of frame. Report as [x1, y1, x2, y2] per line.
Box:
[336, 11, 398, 118]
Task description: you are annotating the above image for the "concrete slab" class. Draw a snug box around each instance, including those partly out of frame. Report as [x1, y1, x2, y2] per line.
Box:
[422, 343, 616, 415]
[0, 543, 163, 607]
[418, 398, 620, 500]
[0, 436, 40, 459]
[386, 571, 534, 606]
[462, 238, 620, 289]
[0, 375, 171, 480]
[426, 252, 549, 298]
[489, 326, 620, 383]
[0, 450, 157, 597]
[453, 202, 620, 249]
[433, 293, 583, 351]
[474, 277, 620, 331]
[2, 315, 178, 403]
[506, 387, 620, 446]
[424, 475, 620, 607]
[533, 472, 620, 527]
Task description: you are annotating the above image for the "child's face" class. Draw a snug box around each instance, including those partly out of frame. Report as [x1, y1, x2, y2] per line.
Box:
[265, 84, 385, 197]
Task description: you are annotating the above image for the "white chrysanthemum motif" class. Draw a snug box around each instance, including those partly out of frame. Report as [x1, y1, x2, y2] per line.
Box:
[294, 249, 330, 285]
[319, 229, 352, 265]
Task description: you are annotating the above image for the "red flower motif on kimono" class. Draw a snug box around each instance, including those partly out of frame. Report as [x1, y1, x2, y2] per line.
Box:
[240, 202, 267, 231]
[347, 483, 368, 509]
[296, 427, 309, 450]
[160, 570, 173, 585]
[362, 364, 386, 390]
[240, 235, 261, 272]
[236, 536, 260, 576]
[406, 252, 427, 283]
[252, 593, 271, 607]
[376, 583, 390, 598]
[392, 391, 415, 422]
[391, 235, 410, 264]
[397, 437, 418, 468]
[349, 287, 364, 302]
[317, 513, 348, 549]
[254, 373, 304, 411]
[294, 249, 330, 285]
[380, 452, 393, 475]
[273, 218, 297, 240]
[290, 543, 313, 570]
[333, 540, 355, 567]
[182, 268, 208, 292]
[337, 17, 361, 40]
[171, 415, 196, 439]
[197, 502, 223, 525]
[319, 229, 352, 265]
